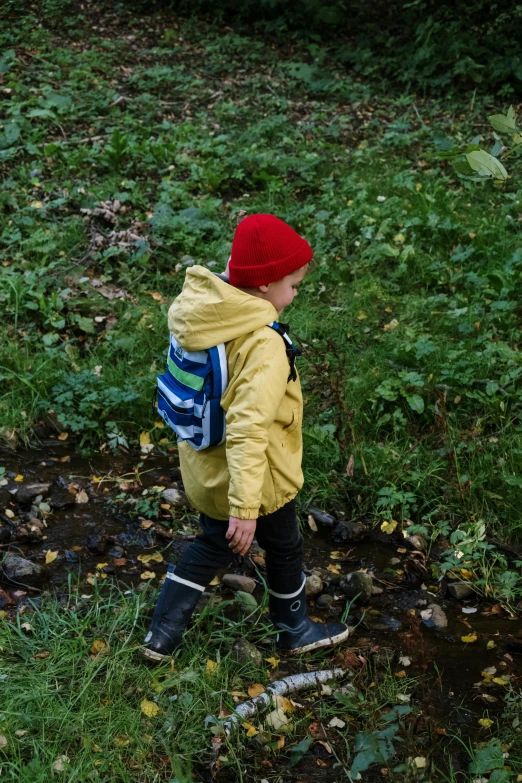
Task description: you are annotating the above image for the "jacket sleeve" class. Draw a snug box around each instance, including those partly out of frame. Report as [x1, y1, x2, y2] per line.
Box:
[225, 330, 288, 520]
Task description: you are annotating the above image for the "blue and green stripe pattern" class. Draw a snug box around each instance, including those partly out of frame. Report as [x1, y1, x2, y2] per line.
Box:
[157, 335, 228, 451]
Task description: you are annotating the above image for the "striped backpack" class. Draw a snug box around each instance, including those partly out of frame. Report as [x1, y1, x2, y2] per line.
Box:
[156, 321, 300, 452]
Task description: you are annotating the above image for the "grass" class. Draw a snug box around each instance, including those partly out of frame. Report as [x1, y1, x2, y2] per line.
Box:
[3, 0, 521, 601]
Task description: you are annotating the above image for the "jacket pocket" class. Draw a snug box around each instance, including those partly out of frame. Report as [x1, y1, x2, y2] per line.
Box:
[282, 406, 303, 438]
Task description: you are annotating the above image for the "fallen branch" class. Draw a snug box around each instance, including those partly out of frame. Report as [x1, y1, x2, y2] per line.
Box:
[223, 668, 345, 734]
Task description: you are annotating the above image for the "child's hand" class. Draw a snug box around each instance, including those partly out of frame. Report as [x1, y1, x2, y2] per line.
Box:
[226, 517, 257, 556]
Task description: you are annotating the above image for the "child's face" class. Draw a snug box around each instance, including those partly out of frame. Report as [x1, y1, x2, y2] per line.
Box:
[260, 264, 308, 316]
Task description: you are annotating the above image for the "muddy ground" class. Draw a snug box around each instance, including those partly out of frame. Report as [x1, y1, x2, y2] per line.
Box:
[1, 441, 521, 778]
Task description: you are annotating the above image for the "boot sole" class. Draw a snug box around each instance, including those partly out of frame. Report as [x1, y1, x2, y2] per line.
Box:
[139, 646, 170, 663]
[283, 626, 350, 655]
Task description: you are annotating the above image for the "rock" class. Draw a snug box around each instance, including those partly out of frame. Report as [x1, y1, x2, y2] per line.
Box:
[231, 638, 264, 667]
[340, 571, 373, 603]
[403, 532, 427, 552]
[420, 603, 448, 630]
[332, 520, 368, 543]
[14, 483, 51, 505]
[222, 574, 256, 594]
[1, 553, 42, 583]
[305, 574, 323, 596]
[0, 526, 12, 544]
[447, 582, 474, 600]
[372, 586, 384, 596]
[48, 488, 76, 509]
[108, 546, 124, 559]
[316, 593, 334, 609]
[86, 533, 108, 553]
[162, 488, 189, 509]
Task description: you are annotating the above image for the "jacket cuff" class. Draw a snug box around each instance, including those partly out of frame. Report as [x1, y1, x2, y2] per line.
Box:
[229, 506, 259, 520]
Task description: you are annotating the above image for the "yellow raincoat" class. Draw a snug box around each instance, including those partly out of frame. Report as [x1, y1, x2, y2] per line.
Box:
[168, 266, 304, 521]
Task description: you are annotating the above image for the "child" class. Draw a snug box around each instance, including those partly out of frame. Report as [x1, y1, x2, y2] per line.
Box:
[142, 214, 349, 661]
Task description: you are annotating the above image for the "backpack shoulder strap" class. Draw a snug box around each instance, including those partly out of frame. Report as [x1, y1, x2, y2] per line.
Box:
[268, 321, 302, 382]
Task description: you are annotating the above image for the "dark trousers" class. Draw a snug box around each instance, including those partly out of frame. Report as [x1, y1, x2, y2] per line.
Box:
[174, 500, 303, 595]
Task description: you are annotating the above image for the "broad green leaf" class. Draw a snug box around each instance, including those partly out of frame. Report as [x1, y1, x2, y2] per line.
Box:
[465, 150, 508, 180]
[234, 591, 258, 611]
[452, 158, 474, 176]
[0, 123, 20, 150]
[289, 736, 313, 767]
[469, 740, 504, 774]
[77, 317, 95, 334]
[405, 394, 424, 413]
[488, 113, 517, 134]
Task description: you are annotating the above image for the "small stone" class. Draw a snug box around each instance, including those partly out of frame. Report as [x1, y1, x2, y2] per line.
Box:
[316, 593, 334, 609]
[14, 483, 51, 505]
[161, 488, 189, 509]
[372, 586, 384, 596]
[231, 638, 263, 667]
[447, 582, 474, 600]
[85, 533, 107, 553]
[108, 546, 124, 559]
[305, 574, 323, 596]
[403, 533, 427, 552]
[48, 488, 76, 509]
[64, 550, 79, 563]
[340, 571, 373, 603]
[332, 520, 368, 543]
[222, 574, 256, 594]
[1, 553, 42, 583]
[420, 603, 448, 630]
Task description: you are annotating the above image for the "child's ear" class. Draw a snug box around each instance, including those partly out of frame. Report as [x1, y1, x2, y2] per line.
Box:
[258, 284, 270, 293]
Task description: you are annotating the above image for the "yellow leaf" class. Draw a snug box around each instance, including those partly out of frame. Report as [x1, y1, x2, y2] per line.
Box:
[14, 474, 24, 482]
[140, 571, 156, 580]
[0, 735, 7, 750]
[209, 575, 220, 586]
[330, 551, 346, 560]
[45, 550, 58, 564]
[478, 718, 494, 729]
[415, 183, 422, 191]
[356, 311, 367, 320]
[140, 520, 154, 529]
[75, 489, 89, 504]
[381, 520, 398, 535]
[383, 319, 399, 332]
[248, 683, 265, 698]
[0, 611, 7, 620]
[60, 454, 70, 462]
[395, 670, 407, 678]
[58, 432, 69, 441]
[30, 201, 43, 209]
[265, 656, 280, 669]
[461, 633, 478, 644]
[114, 735, 131, 747]
[327, 563, 340, 573]
[139, 432, 151, 446]
[206, 659, 218, 676]
[493, 676, 510, 686]
[394, 233, 406, 243]
[276, 735, 285, 749]
[140, 698, 159, 718]
[458, 568, 474, 580]
[90, 639, 109, 657]
[96, 563, 108, 571]
[137, 553, 164, 564]
[487, 641, 497, 650]
[243, 722, 258, 737]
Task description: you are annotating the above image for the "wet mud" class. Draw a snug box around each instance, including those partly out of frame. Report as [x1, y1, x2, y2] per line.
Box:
[1, 443, 521, 779]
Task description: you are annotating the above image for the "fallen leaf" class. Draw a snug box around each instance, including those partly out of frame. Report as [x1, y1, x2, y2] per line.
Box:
[413, 757, 426, 769]
[140, 432, 154, 454]
[0, 611, 6, 620]
[383, 318, 399, 331]
[309, 721, 327, 739]
[34, 650, 50, 659]
[4, 508, 15, 519]
[14, 474, 24, 482]
[356, 311, 367, 320]
[0, 735, 7, 749]
[265, 656, 280, 669]
[487, 640, 497, 650]
[328, 717, 346, 728]
[113, 558, 126, 567]
[96, 562, 108, 571]
[14, 730, 27, 737]
[140, 571, 156, 580]
[90, 639, 109, 657]
[307, 514, 318, 532]
[243, 722, 258, 737]
[317, 740, 333, 753]
[327, 563, 340, 573]
[137, 552, 163, 564]
[399, 656, 411, 667]
[252, 555, 265, 566]
[140, 519, 154, 530]
[316, 759, 328, 768]
[321, 684, 332, 695]
[21, 622, 33, 632]
[52, 755, 69, 772]
[492, 676, 510, 686]
[265, 708, 288, 730]
[58, 432, 69, 441]
[206, 659, 218, 676]
[75, 490, 89, 504]
[343, 649, 363, 669]
[248, 683, 265, 698]
[461, 633, 478, 644]
[395, 670, 407, 678]
[276, 736, 285, 750]
[477, 717, 494, 729]
[330, 551, 347, 560]
[45, 550, 58, 565]
[140, 699, 159, 717]
[381, 520, 398, 535]
[114, 735, 131, 747]
[346, 453, 355, 477]
[208, 575, 220, 586]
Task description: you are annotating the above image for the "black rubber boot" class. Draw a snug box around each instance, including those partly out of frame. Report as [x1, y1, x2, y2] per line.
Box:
[269, 574, 349, 654]
[140, 565, 206, 662]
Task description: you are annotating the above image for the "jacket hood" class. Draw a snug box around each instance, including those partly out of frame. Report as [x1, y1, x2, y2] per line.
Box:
[168, 265, 279, 351]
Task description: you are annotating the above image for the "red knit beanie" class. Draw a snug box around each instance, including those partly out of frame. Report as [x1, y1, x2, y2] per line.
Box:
[228, 214, 313, 287]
